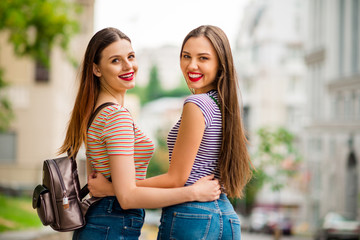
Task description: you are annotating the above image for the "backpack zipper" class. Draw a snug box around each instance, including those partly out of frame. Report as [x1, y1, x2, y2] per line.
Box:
[50, 159, 69, 209]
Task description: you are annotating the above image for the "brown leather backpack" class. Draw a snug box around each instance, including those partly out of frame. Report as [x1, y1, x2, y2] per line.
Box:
[32, 156, 95, 231]
[32, 102, 115, 231]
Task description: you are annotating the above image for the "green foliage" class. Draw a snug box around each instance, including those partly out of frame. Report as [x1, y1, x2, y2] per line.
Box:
[230, 168, 267, 215]
[0, 194, 42, 232]
[0, 69, 14, 132]
[146, 65, 164, 102]
[146, 129, 169, 178]
[129, 65, 190, 105]
[0, 0, 81, 132]
[254, 127, 302, 192]
[163, 76, 191, 98]
[0, 0, 81, 67]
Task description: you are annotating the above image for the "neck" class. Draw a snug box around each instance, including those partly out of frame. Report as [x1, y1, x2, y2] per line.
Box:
[98, 87, 125, 106]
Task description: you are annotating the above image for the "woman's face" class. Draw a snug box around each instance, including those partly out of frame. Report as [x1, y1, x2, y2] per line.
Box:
[180, 36, 219, 94]
[93, 39, 138, 93]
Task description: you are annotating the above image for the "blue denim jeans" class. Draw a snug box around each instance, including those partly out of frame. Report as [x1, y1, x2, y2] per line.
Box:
[73, 196, 145, 240]
[157, 194, 241, 240]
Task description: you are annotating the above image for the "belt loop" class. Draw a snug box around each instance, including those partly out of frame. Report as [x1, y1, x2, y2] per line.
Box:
[107, 198, 114, 213]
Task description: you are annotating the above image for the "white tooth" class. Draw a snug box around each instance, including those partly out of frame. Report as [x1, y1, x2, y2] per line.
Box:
[122, 73, 132, 78]
[189, 73, 202, 78]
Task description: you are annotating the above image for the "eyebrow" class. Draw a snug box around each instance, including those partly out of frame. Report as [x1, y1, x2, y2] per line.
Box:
[108, 51, 135, 60]
[182, 50, 211, 56]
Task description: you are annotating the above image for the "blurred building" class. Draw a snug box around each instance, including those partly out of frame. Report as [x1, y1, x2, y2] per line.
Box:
[0, 0, 95, 190]
[303, 0, 360, 231]
[136, 45, 183, 90]
[235, 0, 307, 225]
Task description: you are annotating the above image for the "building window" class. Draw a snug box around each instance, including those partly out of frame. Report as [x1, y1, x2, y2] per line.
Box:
[0, 132, 16, 163]
[344, 94, 351, 120]
[358, 94, 360, 120]
[335, 93, 343, 120]
[35, 60, 49, 83]
[352, 0, 359, 74]
[339, 0, 345, 77]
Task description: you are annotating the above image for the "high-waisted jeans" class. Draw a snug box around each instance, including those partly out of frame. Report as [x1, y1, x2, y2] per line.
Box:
[72, 196, 145, 240]
[157, 193, 241, 240]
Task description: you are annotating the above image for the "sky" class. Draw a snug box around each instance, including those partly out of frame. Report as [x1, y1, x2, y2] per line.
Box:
[94, 0, 249, 51]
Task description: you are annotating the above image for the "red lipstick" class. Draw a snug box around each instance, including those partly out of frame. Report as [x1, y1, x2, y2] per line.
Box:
[119, 72, 135, 81]
[188, 72, 203, 82]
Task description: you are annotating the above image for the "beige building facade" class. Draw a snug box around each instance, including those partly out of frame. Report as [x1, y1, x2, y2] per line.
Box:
[0, 0, 95, 190]
[303, 0, 360, 231]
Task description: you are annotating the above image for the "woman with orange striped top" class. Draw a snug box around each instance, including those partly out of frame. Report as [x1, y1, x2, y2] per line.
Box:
[58, 27, 220, 240]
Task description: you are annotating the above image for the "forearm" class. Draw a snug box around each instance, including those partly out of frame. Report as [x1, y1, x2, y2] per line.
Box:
[90, 173, 185, 197]
[117, 185, 195, 209]
[136, 173, 185, 188]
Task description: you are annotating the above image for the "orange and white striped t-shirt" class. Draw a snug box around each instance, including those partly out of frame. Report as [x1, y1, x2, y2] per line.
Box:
[87, 105, 154, 180]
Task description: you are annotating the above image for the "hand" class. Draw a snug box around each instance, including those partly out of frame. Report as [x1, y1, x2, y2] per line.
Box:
[87, 171, 114, 197]
[191, 174, 221, 202]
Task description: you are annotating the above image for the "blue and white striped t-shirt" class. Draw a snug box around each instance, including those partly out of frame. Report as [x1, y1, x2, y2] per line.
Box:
[167, 90, 222, 186]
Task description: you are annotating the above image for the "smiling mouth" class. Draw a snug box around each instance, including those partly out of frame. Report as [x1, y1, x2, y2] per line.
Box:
[188, 72, 203, 82]
[119, 72, 135, 81]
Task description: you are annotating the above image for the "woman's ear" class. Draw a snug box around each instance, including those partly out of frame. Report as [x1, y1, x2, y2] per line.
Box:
[93, 64, 102, 77]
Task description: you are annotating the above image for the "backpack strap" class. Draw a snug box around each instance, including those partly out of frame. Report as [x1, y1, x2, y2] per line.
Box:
[87, 102, 117, 130]
[79, 102, 116, 200]
[68, 102, 117, 160]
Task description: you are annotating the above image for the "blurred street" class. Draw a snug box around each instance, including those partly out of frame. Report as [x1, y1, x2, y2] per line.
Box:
[0, 224, 313, 240]
[139, 226, 312, 240]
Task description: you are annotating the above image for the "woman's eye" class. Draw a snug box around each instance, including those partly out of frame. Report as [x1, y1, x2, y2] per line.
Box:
[112, 58, 119, 63]
[129, 54, 135, 59]
[183, 54, 190, 59]
[200, 56, 208, 60]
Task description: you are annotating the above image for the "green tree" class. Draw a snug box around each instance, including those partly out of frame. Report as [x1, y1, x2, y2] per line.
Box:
[146, 129, 169, 178]
[254, 127, 302, 191]
[163, 75, 190, 98]
[0, 69, 14, 132]
[0, 0, 80, 132]
[146, 64, 164, 102]
[252, 127, 302, 239]
[0, 0, 80, 66]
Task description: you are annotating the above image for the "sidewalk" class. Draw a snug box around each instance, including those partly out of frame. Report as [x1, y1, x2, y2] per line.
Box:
[0, 227, 72, 240]
[0, 224, 157, 240]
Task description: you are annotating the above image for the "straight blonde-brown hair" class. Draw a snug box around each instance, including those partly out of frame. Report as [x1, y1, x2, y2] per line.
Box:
[181, 25, 253, 198]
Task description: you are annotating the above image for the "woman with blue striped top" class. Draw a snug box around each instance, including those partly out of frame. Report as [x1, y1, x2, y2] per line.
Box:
[89, 25, 254, 239]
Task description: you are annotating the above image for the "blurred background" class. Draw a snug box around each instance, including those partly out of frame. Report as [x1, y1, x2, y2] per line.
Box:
[0, 0, 359, 239]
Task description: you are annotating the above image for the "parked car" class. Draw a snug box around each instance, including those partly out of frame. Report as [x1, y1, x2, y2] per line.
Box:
[249, 207, 293, 235]
[249, 209, 270, 233]
[267, 213, 293, 236]
[314, 212, 360, 240]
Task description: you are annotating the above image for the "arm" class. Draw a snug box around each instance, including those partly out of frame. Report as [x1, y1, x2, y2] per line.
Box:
[137, 102, 204, 188]
[109, 154, 220, 210]
[87, 102, 206, 195]
[86, 159, 92, 178]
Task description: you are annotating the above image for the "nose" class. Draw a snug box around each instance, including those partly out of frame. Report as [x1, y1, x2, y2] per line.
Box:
[188, 59, 199, 70]
[123, 59, 132, 70]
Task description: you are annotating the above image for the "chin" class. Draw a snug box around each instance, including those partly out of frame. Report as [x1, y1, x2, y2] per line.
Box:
[126, 82, 136, 89]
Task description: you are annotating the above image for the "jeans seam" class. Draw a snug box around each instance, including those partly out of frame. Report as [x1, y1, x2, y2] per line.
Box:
[229, 218, 241, 240]
[106, 198, 114, 213]
[214, 200, 223, 240]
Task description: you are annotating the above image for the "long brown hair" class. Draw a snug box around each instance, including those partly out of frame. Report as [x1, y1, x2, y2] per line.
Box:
[181, 25, 253, 198]
[59, 27, 131, 157]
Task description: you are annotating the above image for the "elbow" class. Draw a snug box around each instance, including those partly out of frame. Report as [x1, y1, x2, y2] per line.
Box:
[115, 189, 136, 210]
[171, 180, 187, 188]
[167, 174, 188, 188]
[116, 195, 133, 210]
